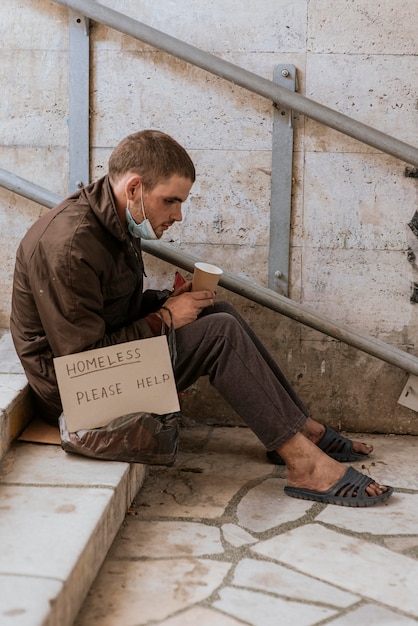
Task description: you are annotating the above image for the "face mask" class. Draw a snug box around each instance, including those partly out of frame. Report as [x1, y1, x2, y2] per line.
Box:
[125, 184, 158, 240]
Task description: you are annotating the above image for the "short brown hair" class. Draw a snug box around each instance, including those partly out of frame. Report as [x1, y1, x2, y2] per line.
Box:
[108, 129, 195, 189]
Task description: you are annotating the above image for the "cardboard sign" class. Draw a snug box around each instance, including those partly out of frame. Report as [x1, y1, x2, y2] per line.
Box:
[53, 336, 180, 433]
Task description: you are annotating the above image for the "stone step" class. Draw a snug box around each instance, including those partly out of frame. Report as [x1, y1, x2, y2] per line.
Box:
[0, 331, 32, 462]
[0, 332, 147, 626]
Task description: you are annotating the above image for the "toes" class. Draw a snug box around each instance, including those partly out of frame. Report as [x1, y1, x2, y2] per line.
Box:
[353, 441, 373, 455]
[366, 482, 388, 497]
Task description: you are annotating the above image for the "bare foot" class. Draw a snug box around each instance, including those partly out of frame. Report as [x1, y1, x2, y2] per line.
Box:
[302, 417, 373, 457]
[278, 433, 389, 498]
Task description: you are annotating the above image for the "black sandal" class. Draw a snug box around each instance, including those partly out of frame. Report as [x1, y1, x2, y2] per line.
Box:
[266, 425, 371, 465]
[284, 467, 393, 507]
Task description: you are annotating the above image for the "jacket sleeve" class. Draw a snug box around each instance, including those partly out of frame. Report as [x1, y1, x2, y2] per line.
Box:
[26, 238, 157, 357]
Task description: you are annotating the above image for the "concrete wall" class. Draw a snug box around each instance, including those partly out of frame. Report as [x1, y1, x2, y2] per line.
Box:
[1, 0, 418, 434]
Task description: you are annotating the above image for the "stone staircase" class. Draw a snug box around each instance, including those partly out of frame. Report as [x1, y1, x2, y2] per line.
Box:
[0, 331, 147, 626]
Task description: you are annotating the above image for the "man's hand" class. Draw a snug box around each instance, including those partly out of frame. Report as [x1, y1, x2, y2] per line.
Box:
[161, 282, 214, 329]
[171, 279, 192, 297]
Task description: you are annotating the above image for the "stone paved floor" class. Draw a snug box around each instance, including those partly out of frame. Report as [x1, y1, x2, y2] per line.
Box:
[74, 423, 418, 626]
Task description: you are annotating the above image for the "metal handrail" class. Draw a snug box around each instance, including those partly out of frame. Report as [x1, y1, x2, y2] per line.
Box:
[0, 169, 62, 209]
[2, 167, 418, 376]
[2, 4, 418, 374]
[52, 0, 418, 167]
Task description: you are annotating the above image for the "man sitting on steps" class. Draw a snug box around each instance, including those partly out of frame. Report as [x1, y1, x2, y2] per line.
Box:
[10, 129, 393, 508]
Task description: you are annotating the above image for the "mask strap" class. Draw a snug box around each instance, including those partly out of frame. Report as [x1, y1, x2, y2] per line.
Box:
[140, 184, 147, 222]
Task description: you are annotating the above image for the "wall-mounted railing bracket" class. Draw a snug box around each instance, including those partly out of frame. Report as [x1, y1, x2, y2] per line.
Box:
[268, 64, 296, 295]
[68, 11, 90, 193]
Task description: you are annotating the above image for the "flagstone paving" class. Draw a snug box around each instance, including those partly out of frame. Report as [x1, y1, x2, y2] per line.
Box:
[2, 329, 415, 626]
[74, 424, 418, 626]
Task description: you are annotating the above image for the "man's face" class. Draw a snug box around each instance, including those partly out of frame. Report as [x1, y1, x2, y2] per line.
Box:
[130, 175, 193, 239]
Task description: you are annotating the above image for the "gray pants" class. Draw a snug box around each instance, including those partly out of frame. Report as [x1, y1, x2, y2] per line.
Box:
[174, 301, 308, 451]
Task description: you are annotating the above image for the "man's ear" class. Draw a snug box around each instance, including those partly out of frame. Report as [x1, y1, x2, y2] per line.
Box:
[125, 174, 142, 199]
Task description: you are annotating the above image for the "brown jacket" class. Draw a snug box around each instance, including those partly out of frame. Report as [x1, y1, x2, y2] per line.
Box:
[10, 176, 169, 423]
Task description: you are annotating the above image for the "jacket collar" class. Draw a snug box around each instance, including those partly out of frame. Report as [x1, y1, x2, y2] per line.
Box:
[82, 175, 127, 242]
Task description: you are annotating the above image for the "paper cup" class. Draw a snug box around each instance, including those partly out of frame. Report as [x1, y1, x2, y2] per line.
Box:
[192, 262, 223, 292]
